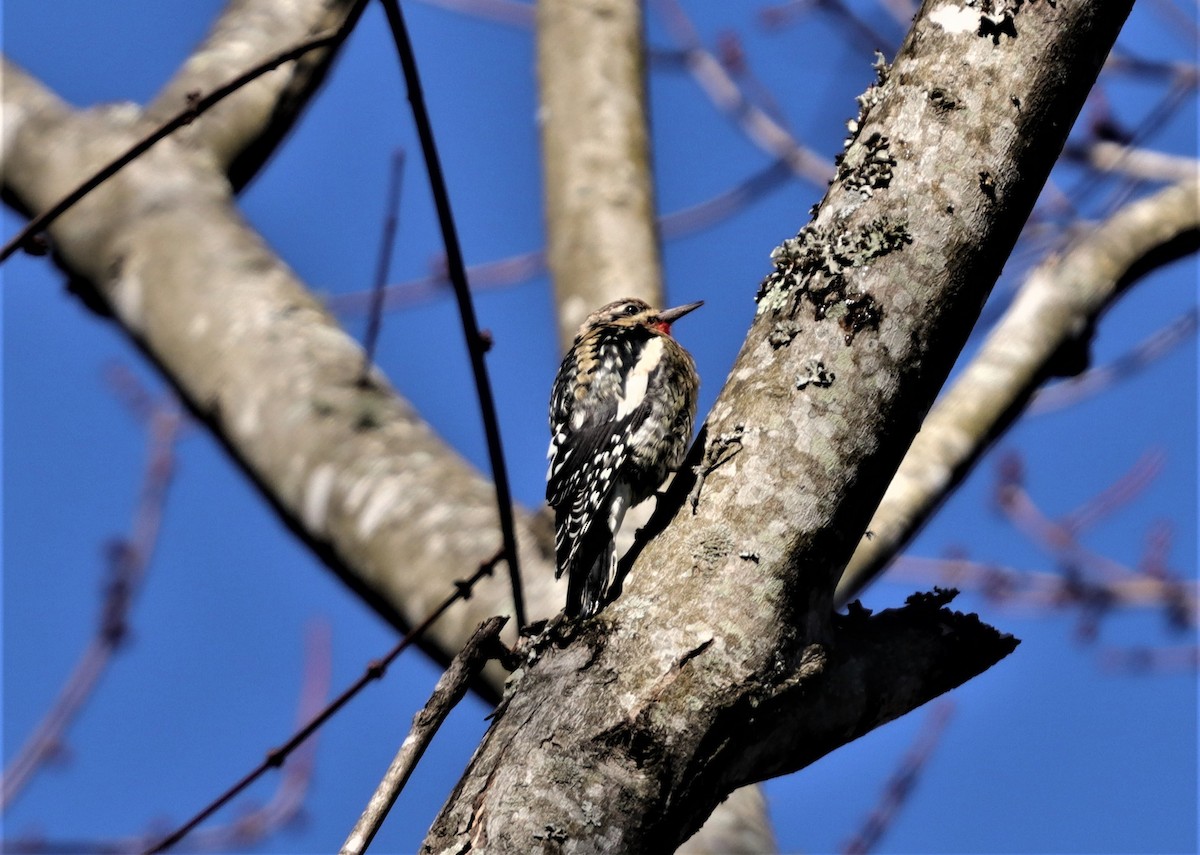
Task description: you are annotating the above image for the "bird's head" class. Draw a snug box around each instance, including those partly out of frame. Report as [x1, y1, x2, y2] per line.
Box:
[580, 298, 704, 338]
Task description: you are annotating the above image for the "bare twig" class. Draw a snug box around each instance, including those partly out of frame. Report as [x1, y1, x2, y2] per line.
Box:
[4, 622, 332, 854]
[836, 177, 1200, 606]
[1070, 77, 1197, 219]
[378, 0, 526, 630]
[144, 552, 502, 854]
[361, 149, 407, 382]
[340, 616, 509, 855]
[0, 28, 350, 264]
[1, 386, 182, 810]
[1101, 645, 1199, 673]
[759, 0, 898, 57]
[885, 555, 1198, 621]
[1030, 307, 1198, 413]
[1058, 449, 1165, 535]
[994, 453, 1146, 584]
[1065, 140, 1200, 184]
[186, 619, 332, 851]
[327, 160, 792, 316]
[654, 0, 834, 187]
[841, 702, 955, 855]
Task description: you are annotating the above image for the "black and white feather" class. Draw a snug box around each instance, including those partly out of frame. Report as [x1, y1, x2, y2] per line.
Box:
[547, 298, 701, 618]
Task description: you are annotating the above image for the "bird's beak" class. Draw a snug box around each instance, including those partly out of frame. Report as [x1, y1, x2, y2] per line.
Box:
[657, 300, 704, 324]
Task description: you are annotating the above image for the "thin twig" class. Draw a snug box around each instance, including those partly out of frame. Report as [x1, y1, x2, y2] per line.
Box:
[327, 159, 792, 316]
[0, 28, 353, 264]
[378, 0, 526, 629]
[361, 149, 407, 382]
[836, 177, 1200, 607]
[994, 453, 1148, 583]
[1068, 77, 1196, 219]
[1, 387, 182, 810]
[841, 702, 955, 855]
[1058, 449, 1165, 535]
[143, 551, 503, 855]
[1030, 307, 1198, 414]
[1101, 644, 1199, 673]
[340, 616, 509, 855]
[3, 622, 333, 854]
[760, 0, 898, 57]
[885, 555, 1198, 618]
[653, 0, 834, 186]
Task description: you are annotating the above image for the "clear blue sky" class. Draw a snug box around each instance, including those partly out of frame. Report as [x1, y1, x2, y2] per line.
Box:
[3, 2, 1196, 853]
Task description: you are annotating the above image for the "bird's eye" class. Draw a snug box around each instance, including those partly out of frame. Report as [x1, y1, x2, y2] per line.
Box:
[623, 303, 639, 316]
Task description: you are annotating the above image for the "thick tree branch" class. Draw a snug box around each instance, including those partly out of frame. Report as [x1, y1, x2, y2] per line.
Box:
[537, 0, 664, 348]
[1, 52, 562, 688]
[534, 2, 775, 848]
[837, 176, 1200, 605]
[424, 1, 1134, 850]
[148, 0, 370, 190]
[659, 593, 1016, 841]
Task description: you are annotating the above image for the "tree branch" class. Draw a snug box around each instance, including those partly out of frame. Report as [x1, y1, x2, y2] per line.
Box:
[1, 52, 561, 690]
[537, 0, 665, 347]
[424, 1, 1134, 849]
[340, 616, 509, 855]
[148, 0, 371, 189]
[837, 176, 1200, 605]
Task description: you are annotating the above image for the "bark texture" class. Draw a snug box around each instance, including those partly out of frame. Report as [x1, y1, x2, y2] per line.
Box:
[0, 4, 565, 691]
[423, 1, 1133, 850]
[3, 5, 774, 847]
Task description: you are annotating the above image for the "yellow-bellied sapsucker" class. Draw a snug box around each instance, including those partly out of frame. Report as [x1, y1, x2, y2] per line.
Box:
[547, 297, 702, 618]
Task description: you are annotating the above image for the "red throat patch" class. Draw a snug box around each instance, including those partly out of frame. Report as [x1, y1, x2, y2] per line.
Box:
[654, 321, 673, 336]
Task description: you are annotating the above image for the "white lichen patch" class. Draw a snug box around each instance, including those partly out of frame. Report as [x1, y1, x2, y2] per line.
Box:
[929, 3, 981, 34]
[110, 268, 144, 329]
[357, 476, 402, 540]
[234, 399, 261, 437]
[302, 463, 336, 534]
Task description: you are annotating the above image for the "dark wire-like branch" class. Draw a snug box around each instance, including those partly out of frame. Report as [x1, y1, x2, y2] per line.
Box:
[339, 616, 509, 855]
[0, 380, 182, 810]
[377, 0, 526, 630]
[0, 27, 354, 264]
[144, 552, 503, 855]
[361, 149, 407, 382]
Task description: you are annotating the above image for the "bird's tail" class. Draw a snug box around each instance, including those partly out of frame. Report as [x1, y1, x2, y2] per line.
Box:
[565, 535, 615, 619]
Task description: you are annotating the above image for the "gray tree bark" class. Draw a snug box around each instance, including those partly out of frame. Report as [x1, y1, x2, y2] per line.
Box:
[2, 0, 1166, 851]
[421, 1, 1134, 850]
[1, 0, 565, 694]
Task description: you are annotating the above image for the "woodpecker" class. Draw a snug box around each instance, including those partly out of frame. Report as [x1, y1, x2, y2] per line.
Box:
[547, 297, 702, 618]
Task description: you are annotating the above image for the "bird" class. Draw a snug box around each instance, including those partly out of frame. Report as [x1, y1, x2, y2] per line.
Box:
[547, 297, 702, 618]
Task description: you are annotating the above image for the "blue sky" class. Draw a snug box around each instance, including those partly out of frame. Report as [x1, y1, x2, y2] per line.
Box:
[3, 2, 1197, 853]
